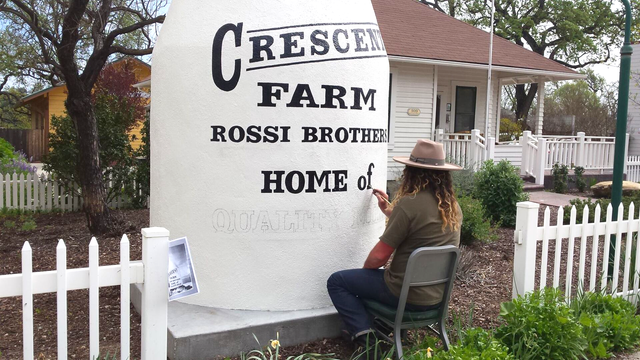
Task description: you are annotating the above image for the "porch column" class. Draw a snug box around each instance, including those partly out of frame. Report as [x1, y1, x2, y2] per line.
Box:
[536, 80, 545, 135]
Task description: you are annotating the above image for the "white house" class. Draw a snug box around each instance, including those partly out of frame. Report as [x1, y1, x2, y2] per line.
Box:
[628, 43, 640, 155]
[373, 0, 586, 178]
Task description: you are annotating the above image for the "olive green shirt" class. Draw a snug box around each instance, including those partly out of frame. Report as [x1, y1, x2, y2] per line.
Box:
[380, 190, 461, 306]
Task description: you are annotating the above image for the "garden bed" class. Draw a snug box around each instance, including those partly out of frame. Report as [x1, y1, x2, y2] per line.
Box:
[0, 208, 638, 359]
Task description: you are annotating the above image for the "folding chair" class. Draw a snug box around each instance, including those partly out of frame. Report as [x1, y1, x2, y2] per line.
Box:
[362, 245, 460, 359]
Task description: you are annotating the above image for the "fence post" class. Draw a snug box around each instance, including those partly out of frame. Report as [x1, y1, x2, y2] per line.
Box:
[141, 227, 169, 360]
[487, 136, 496, 162]
[624, 133, 630, 175]
[470, 129, 480, 169]
[576, 132, 586, 167]
[520, 131, 531, 176]
[513, 201, 540, 299]
[435, 128, 444, 143]
[535, 138, 547, 185]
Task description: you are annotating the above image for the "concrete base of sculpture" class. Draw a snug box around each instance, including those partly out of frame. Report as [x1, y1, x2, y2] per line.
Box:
[131, 285, 343, 359]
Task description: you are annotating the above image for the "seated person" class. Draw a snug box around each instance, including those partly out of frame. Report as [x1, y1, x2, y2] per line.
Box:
[327, 139, 462, 346]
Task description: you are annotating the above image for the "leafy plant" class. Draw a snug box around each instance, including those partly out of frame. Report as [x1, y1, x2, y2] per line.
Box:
[20, 219, 36, 231]
[0, 150, 37, 176]
[3, 220, 15, 229]
[499, 118, 524, 142]
[0, 138, 15, 160]
[452, 167, 475, 197]
[457, 194, 498, 245]
[564, 192, 640, 224]
[240, 334, 338, 360]
[496, 289, 587, 360]
[571, 291, 640, 358]
[473, 160, 528, 228]
[552, 163, 569, 194]
[406, 328, 512, 360]
[574, 166, 587, 192]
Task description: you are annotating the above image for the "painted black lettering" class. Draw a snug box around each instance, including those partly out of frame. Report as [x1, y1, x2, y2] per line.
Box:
[286, 84, 320, 108]
[310, 30, 330, 55]
[246, 125, 262, 143]
[349, 128, 361, 142]
[374, 29, 386, 51]
[257, 82, 289, 107]
[306, 171, 332, 193]
[261, 171, 285, 193]
[319, 127, 333, 143]
[351, 29, 369, 52]
[333, 29, 350, 53]
[321, 85, 348, 109]
[263, 126, 279, 143]
[229, 126, 245, 142]
[351, 87, 377, 111]
[280, 32, 305, 58]
[211, 126, 227, 142]
[281, 126, 291, 142]
[212, 23, 243, 92]
[302, 127, 318, 142]
[249, 35, 276, 63]
[335, 127, 348, 143]
[366, 29, 380, 51]
[333, 170, 348, 192]
[285, 171, 305, 194]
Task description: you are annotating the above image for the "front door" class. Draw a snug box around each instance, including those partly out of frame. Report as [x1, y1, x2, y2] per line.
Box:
[454, 86, 477, 133]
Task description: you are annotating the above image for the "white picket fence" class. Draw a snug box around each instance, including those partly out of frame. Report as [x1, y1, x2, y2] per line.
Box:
[435, 129, 495, 170]
[435, 130, 630, 185]
[0, 227, 169, 360]
[627, 156, 640, 182]
[513, 202, 640, 303]
[0, 172, 143, 212]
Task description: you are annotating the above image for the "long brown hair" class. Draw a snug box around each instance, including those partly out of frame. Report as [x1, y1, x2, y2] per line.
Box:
[391, 166, 461, 232]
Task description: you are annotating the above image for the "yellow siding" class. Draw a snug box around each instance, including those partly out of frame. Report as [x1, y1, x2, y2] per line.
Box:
[48, 86, 68, 119]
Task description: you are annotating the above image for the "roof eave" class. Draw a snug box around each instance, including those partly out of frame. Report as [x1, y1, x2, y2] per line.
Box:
[388, 55, 586, 82]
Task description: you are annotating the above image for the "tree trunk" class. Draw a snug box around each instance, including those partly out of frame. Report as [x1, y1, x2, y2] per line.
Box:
[65, 89, 115, 234]
[515, 83, 538, 128]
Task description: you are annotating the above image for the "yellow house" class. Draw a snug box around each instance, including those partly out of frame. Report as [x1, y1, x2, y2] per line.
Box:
[20, 57, 151, 157]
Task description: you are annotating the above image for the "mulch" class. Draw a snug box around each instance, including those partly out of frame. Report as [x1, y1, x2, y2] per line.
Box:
[0, 207, 638, 359]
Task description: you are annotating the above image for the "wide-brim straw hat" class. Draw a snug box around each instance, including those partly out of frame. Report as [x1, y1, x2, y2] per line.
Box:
[393, 139, 462, 171]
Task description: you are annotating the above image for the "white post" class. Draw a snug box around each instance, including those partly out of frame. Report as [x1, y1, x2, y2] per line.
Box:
[520, 131, 532, 176]
[536, 81, 545, 135]
[435, 128, 444, 143]
[141, 227, 169, 360]
[624, 133, 630, 175]
[470, 129, 480, 169]
[513, 201, 540, 298]
[535, 138, 547, 185]
[22, 242, 34, 360]
[576, 132, 586, 168]
[487, 136, 496, 161]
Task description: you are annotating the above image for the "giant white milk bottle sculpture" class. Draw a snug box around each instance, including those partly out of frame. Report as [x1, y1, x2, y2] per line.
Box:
[151, 0, 389, 310]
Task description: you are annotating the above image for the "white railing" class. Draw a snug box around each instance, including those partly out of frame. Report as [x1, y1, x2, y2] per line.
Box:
[0, 227, 169, 360]
[627, 156, 640, 182]
[542, 133, 622, 171]
[513, 202, 640, 303]
[519, 131, 546, 185]
[0, 172, 146, 212]
[434, 129, 494, 170]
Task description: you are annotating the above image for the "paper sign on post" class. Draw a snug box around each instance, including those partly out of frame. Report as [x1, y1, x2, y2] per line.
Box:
[168, 237, 199, 301]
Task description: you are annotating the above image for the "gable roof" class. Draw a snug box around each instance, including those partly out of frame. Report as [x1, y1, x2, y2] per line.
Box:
[372, 0, 578, 75]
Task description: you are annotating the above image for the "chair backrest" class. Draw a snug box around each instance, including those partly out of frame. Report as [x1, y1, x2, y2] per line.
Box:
[395, 246, 460, 323]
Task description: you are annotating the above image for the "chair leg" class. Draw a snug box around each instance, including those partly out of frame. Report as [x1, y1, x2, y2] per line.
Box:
[395, 325, 403, 360]
[439, 321, 450, 351]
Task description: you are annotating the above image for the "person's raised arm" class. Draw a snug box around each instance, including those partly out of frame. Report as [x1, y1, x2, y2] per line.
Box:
[363, 240, 395, 269]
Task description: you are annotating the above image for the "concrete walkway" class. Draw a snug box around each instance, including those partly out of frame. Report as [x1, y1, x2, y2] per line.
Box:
[528, 191, 588, 208]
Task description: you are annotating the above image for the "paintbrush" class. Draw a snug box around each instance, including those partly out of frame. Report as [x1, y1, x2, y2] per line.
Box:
[368, 185, 391, 205]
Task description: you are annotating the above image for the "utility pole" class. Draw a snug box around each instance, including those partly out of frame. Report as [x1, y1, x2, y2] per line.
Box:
[610, 0, 633, 276]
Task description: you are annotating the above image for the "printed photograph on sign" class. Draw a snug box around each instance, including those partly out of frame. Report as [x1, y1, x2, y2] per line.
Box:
[168, 237, 199, 301]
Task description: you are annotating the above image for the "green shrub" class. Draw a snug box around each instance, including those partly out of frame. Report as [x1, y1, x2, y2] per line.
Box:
[20, 219, 36, 231]
[552, 163, 569, 194]
[564, 192, 640, 224]
[3, 220, 15, 229]
[407, 328, 513, 360]
[496, 289, 586, 360]
[473, 160, 528, 228]
[574, 166, 587, 192]
[499, 118, 524, 142]
[571, 292, 640, 357]
[0, 138, 15, 160]
[457, 194, 498, 245]
[452, 168, 475, 197]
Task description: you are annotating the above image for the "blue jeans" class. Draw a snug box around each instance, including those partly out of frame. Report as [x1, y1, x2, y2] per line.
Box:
[327, 269, 438, 337]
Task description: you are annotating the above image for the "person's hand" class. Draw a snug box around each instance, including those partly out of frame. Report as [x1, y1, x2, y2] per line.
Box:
[372, 188, 392, 217]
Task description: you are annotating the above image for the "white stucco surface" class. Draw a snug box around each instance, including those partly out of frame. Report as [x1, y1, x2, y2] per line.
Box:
[151, 0, 389, 310]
